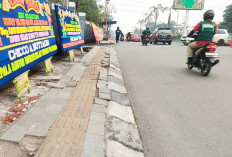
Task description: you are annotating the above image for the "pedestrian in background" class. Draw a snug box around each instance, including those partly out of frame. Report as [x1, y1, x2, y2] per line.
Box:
[116, 27, 122, 43]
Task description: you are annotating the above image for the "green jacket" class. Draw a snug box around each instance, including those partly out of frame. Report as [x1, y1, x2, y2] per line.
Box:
[196, 21, 216, 42]
[142, 29, 151, 36]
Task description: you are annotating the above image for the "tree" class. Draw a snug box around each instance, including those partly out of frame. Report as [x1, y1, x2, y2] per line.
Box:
[70, 0, 104, 26]
[149, 4, 169, 29]
[219, 4, 232, 33]
[137, 19, 146, 36]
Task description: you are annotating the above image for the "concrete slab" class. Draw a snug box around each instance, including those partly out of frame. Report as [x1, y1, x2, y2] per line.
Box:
[108, 71, 123, 80]
[46, 82, 66, 89]
[107, 140, 144, 157]
[27, 121, 51, 137]
[0, 125, 28, 142]
[110, 91, 130, 106]
[99, 93, 111, 101]
[94, 98, 107, 106]
[97, 83, 107, 89]
[98, 88, 110, 94]
[92, 104, 106, 114]
[81, 133, 104, 157]
[108, 82, 127, 94]
[107, 117, 143, 151]
[108, 76, 124, 86]
[109, 68, 121, 75]
[110, 64, 121, 71]
[108, 101, 135, 124]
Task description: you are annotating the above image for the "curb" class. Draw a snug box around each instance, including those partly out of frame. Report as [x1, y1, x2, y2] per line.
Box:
[106, 47, 144, 157]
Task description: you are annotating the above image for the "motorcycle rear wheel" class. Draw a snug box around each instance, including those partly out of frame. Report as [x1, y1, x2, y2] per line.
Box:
[201, 61, 212, 76]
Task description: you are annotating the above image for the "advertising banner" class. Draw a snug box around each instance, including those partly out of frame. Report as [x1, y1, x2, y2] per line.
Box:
[55, 5, 84, 52]
[0, 0, 57, 88]
[173, 0, 205, 10]
[90, 22, 103, 42]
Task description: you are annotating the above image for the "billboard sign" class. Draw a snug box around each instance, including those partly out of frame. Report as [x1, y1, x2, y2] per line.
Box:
[0, 0, 57, 88]
[173, 0, 205, 10]
[90, 22, 103, 42]
[55, 5, 84, 52]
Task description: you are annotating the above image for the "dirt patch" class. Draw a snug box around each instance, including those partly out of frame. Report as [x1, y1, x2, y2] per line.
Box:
[0, 141, 26, 157]
[19, 135, 44, 156]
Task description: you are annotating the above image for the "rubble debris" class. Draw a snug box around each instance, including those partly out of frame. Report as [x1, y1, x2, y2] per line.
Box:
[2, 96, 40, 125]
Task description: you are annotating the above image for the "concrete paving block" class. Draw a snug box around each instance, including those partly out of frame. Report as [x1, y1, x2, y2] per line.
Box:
[109, 68, 121, 75]
[110, 64, 121, 71]
[107, 117, 143, 151]
[108, 101, 135, 124]
[94, 98, 107, 106]
[0, 125, 28, 142]
[82, 133, 104, 157]
[102, 63, 109, 67]
[97, 83, 107, 89]
[14, 113, 40, 128]
[92, 104, 106, 114]
[107, 140, 144, 157]
[99, 93, 111, 101]
[110, 91, 130, 106]
[87, 117, 105, 136]
[99, 77, 107, 81]
[46, 82, 66, 89]
[90, 112, 105, 123]
[98, 80, 107, 85]
[27, 121, 51, 137]
[108, 71, 123, 80]
[108, 82, 127, 94]
[108, 76, 124, 86]
[103, 58, 109, 62]
[99, 88, 110, 94]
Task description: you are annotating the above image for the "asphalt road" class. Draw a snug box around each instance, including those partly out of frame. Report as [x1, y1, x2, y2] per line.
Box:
[111, 42, 232, 157]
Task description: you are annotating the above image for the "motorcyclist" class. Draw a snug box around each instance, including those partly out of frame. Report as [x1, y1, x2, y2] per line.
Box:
[141, 27, 151, 40]
[115, 27, 122, 43]
[186, 10, 218, 64]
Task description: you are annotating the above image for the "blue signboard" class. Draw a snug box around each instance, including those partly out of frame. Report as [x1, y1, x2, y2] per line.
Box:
[0, 0, 57, 88]
[55, 5, 84, 52]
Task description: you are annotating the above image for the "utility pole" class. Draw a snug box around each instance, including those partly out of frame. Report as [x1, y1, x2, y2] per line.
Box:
[104, 0, 110, 39]
[183, 10, 189, 35]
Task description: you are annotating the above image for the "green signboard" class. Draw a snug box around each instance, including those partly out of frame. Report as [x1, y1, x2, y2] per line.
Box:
[173, 0, 205, 10]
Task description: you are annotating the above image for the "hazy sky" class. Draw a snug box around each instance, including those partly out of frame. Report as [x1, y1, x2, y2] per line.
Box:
[98, 0, 231, 33]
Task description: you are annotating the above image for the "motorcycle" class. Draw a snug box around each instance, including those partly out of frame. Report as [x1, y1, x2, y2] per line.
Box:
[187, 34, 219, 76]
[142, 35, 150, 46]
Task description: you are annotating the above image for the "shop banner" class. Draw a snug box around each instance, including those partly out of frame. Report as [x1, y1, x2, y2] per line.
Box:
[90, 22, 103, 42]
[55, 5, 84, 52]
[0, 0, 57, 88]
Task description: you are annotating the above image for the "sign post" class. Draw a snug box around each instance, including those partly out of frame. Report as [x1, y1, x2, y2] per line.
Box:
[13, 71, 30, 101]
[44, 58, 53, 74]
[69, 50, 75, 61]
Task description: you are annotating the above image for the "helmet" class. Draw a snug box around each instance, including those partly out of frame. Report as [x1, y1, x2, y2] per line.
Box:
[203, 10, 214, 20]
[146, 27, 149, 30]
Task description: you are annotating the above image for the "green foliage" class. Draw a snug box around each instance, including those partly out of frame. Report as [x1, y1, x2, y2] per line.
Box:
[70, 0, 104, 26]
[48, 0, 62, 5]
[219, 4, 232, 33]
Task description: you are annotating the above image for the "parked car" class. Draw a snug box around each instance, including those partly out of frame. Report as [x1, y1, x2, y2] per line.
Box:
[213, 29, 231, 46]
[181, 29, 231, 46]
[180, 35, 194, 45]
[150, 28, 173, 45]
